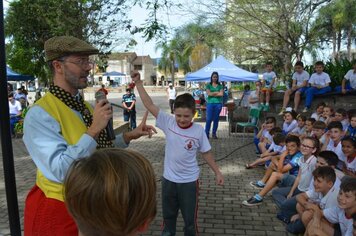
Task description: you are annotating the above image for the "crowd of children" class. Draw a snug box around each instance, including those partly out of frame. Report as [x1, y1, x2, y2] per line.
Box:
[243, 98, 356, 234]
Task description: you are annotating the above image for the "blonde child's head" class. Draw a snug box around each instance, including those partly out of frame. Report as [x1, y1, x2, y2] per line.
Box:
[64, 148, 157, 236]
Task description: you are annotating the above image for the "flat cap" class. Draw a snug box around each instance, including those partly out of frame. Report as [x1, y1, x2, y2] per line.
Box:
[44, 36, 99, 62]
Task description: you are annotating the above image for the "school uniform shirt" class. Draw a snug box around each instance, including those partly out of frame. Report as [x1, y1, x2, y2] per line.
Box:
[311, 112, 321, 121]
[306, 177, 341, 210]
[156, 110, 211, 183]
[9, 100, 22, 115]
[283, 119, 298, 134]
[326, 139, 346, 169]
[344, 69, 356, 89]
[284, 151, 303, 176]
[262, 129, 273, 143]
[341, 154, 356, 175]
[297, 155, 317, 192]
[122, 93, 136, 111]
[262, 71, 277, 88]
[309, 72, 331, 86]
[346, 125, 356, 138]
[291, 126, 306, 135]
[267, 142, 286, 154]
[323, 206, 353, 236]
[167, 87, 176, 100]
[292, 70, 310, 86]
[248, 90, 259, 109]
[341, 119, 349, 131]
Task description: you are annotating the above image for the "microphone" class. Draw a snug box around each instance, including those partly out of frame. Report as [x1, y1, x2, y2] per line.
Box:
[94, 91, 116, 140]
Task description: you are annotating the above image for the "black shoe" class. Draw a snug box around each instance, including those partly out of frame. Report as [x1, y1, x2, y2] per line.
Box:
[242, 197, 263, 206]
[276, 213, 290, 224]
[212, 135, 218, 139]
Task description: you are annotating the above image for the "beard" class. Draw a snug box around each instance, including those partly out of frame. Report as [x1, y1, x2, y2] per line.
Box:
[64, 68, 88, 90]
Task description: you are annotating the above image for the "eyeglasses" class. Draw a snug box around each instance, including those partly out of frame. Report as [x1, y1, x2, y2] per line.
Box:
[57, 58, 95, 68]
[301, 144, 315, 149]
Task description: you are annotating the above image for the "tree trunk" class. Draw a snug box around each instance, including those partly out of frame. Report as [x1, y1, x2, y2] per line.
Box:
[171, 59, 175, 86]
[336, 30, 342, 60]
[332, 31, 337, 61]
[347, 24, 353, 61]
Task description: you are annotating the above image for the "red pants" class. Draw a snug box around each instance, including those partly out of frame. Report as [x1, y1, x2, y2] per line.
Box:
[24, 185, 78, 236]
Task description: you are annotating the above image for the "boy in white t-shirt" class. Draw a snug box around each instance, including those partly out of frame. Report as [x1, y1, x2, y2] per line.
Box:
[305, 177, 356, 236]
[303, 61, 332, 113]
[131, 71, 224, 236]
[8, 92, 22, 136]
[337, 60, 356, 94]
[279, 61, 310, 115]
[261, 62, 277, 112]
[341, 137, 356, 177]
[322, 121, 346, 170]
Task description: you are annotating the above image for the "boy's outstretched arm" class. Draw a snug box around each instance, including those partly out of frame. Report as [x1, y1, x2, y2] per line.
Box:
[201, 151, 224, 185]
[131, 71, 159, 118]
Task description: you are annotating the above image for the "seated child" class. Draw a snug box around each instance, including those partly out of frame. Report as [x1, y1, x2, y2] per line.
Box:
[274, 150, 339, 228]
[303, 61, 332, 113]
[261, 62, 277, 112]
[333, 108, 349, 131]
[311, 102, 326, 121]
[296, 166, 340, 233]
[132, 71, 224, 235]
[337, 60, 356, 94]
[253, 117, 277, 154]
[304, 177, 356, 236]
[322, 121, 346, 170]
[64, 148, 157, 236]
[282, 110, 298, 135]
[279, 61, 310, 115]
[243, 135, 302, 206]
[248, 81, 262, 110]
[290, 115, 307, 137]
[341, 136, 356, 177]
[346, 113, 356, 138]
[311, 121, 327, 146]
[239, 84, 251, 108]
[320, 105, 334, 125]
[300, 118, 316, 139]
[247, 132, 285, 169]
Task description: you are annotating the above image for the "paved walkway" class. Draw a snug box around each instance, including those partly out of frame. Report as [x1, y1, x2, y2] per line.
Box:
[0, 93, 292, 236]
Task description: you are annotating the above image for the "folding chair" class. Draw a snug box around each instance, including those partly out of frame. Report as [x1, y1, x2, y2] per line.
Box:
[235, 108, 261, 142]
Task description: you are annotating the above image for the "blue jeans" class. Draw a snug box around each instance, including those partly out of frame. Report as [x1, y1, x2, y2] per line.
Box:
[273, 187, 303, 221]
[161, 177, 199, 236]
[334, 84, 354, 93]
[304, 86, 331, 108]
[123, 110, 136, 129]
[205, 103, 222, 137]
[10, 116, 21, 135]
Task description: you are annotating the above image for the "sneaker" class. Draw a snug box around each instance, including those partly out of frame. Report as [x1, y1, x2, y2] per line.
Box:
[278, 108, 286, 115]
[212, 135, 218, 139]
[277, 213, 290, 224]
[302, 107, 309, 113]
[263, 104, 270, 112]
[242, 197, 263, 206]
[249, 181, 265, 189]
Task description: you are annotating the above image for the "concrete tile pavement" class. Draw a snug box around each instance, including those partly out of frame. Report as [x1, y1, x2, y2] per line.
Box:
[0, 94, 293, 235]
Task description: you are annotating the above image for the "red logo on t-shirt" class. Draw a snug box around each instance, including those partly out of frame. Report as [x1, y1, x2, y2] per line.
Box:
[184, 139, 196, 150]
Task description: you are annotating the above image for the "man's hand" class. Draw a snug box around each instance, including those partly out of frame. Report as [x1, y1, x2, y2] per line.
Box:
[124, 111, 157, 143]
[87, 100, 112, 138]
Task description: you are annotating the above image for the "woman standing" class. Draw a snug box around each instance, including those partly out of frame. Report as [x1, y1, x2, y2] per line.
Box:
[205, 72, 224, 139]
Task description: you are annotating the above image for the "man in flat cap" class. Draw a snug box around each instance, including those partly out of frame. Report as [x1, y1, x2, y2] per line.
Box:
[23, 36, 156, 235]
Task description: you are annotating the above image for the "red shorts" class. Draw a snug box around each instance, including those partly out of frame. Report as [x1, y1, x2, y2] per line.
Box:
[261, 88, 273, 94]
[24, 185, 78, 236]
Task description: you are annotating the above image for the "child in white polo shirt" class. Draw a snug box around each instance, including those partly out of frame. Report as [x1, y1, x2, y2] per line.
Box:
[131, 71, 224, 236]
[338, 60, 356, 94]
[341, 136, 356, 177]
[303, 61, 332, 113]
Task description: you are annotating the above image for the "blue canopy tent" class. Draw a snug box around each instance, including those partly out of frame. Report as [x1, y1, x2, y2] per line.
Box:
[6, 66, 34, 81]
[185, 56, 258, 82]
[103, 71, 126, 76]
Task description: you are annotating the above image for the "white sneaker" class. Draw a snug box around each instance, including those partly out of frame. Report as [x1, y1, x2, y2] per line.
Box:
[302, 107, 308, 113]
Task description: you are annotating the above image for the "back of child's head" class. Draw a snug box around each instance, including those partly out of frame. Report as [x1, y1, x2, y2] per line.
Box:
[313, 121, 327, 130]
[244, 84, 250, 91]
[340, 177, 356, 196]
[285, 135, 300, 146]
[265, 116, 277, 125]
[318, 150, 339, 167]
[312, 166, 336, 184]
[303, 136, 320, 155]
[295, 61, 304, 68]
[64, 148, 157, 236]
[270, 127, 283, 136]
[327, 121, 343, 131]
[348, 109, 356, 121]
[174, 93, 196, 112]
[316, 102, 326, 109]
[273, 133, 286, 145]
[314, 61, 324, 67]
